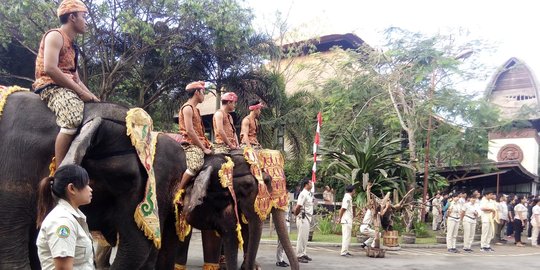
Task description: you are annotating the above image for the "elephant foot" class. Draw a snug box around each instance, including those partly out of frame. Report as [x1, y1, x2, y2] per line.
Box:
[240, 260, 262, 270]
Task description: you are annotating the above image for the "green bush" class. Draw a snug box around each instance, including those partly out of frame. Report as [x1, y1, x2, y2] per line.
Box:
[316, 214, 334, 235]
[414, 220, 430, 238]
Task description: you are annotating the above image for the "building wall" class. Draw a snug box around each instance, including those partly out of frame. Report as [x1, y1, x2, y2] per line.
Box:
[488, 137, 539, 175]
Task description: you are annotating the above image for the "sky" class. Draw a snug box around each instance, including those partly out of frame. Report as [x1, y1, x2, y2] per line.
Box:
[246, 0, 539, 94]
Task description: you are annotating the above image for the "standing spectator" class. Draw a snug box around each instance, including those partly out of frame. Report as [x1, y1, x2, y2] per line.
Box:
[446, 194, 462, 253]
[480, 191, 497, 252]
[530, 198, 540, 247]
[323, 186, 335, 205]
[506, 195, 516, 238]
[461, 196, 479, 252]
[294, 179, 314, 263]
[323, 185, 335, 213]
[338, 185, 355, 257]
[36, 164, 94, 270]
[527, 195, 534, 239]
[513, 196, 528, 247]
[432, 193, 442, 231]
[495, 195, 509, 245]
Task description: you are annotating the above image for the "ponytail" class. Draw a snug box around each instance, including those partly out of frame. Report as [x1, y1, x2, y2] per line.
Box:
[36, 176, 56, 228]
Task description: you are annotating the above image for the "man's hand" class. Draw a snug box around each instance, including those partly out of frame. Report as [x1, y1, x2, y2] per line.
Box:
[80, 91, 100, 102]
[203, 148, 212, 155]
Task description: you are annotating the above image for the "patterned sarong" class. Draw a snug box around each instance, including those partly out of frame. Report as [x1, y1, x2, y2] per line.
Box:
[244, 147, 272, 220]
[126, 108, 161, 249]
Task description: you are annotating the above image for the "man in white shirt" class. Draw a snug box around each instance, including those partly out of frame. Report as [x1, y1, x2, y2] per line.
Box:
[480, 192, 497, 252]
[337, 185, 355, 257]
[294, 179, 314, 263]
[432, 193, 442, 231]
[495, 195, 509, 244]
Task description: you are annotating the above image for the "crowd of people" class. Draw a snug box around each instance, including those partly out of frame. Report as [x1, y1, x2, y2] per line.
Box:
[426, 190, 540, 253]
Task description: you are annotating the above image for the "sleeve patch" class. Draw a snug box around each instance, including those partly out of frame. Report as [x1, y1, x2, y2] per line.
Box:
[56, 225, 71, 238]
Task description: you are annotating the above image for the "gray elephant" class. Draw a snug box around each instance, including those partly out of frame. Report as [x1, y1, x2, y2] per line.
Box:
[0, 91, 194, 269]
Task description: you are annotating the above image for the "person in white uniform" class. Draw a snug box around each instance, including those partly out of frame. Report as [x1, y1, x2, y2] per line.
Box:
[480, 191, 497, 252]
[337, 185, 355, 257]
[432, 193, 442, 231]
[513, 195, 528, 247]
[530, 198, 540, 247]
[36, 164, 94, 270]
[294, 179, 314, 263]
[446, 194, 462, 253]
[461, 196, 478, 252]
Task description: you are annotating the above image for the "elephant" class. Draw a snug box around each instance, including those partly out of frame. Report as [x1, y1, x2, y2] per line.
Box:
[0, 90, 296, 269]
[0, 91, 192, 269]
[173, 149, 298, 270]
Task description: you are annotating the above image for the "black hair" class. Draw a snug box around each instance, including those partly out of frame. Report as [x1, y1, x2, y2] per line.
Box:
[301, 177, 311, 188]
[36, 164, 90, 227]
[345, 185, 354, 193]
[59, 12, 77, 24]
[186, 88, 201, 98]
[248, 99, 261, 107]
[221, 100, 233, 106]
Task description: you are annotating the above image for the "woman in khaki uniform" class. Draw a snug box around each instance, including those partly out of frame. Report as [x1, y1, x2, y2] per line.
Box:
[36, 164, 94, 270]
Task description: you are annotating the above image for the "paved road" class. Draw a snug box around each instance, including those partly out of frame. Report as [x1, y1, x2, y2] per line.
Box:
[184, 232, 540, 270]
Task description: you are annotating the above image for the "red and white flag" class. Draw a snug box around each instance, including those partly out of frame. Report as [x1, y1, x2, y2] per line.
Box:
[312, 112, 322, 184]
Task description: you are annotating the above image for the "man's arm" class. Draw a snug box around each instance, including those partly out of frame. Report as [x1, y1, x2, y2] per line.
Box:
[240, 117, 251, 146]
[43, 32, 94, 102]
[74, 71, 99, 102]
[213, 111, 234, 148]
[53, 257, 74, 270]
[182, 106, 211, 154]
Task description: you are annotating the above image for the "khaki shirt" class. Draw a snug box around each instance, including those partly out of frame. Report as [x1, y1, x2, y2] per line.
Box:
[37, 199, 94, 270]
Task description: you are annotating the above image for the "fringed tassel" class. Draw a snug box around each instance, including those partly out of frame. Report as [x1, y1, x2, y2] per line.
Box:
[48, 157, 56, 177]
[133, 209, 161, 249]
[236, 222, 244, 250]
[173, 189, 191, 242]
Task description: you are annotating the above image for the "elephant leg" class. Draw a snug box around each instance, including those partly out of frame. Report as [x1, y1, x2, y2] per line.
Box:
[0, 194, 32, 270]
[201, 230, 222, 268]
[272, 208, 299, 270]
[240, 214, 262, 270]
[174, 230, 192, 268]
[109, 208, 155, 269]
[156, 214, 180, 270]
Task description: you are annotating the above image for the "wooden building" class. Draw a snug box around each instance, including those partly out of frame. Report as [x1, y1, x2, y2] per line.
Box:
[440, 58, 540, 195]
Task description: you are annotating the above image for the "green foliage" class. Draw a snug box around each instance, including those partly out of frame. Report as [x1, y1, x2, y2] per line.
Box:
[316, 214, 335, 235]
[413, 220, 430, 238]
[322, 131, 412, 197]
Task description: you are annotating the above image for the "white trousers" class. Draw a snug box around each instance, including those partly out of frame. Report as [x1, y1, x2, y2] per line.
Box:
[296, 217, 310, 257]
[481, 221, 494, 248]
[462, 221, 476, 249]
[532, 226, 539, 246]
[359, 225, 377, 247]
[432, 213, 441, 230]
[340, 223, 352, 255]
[446, 218, 460, 249]
[276, 221, 290, 262]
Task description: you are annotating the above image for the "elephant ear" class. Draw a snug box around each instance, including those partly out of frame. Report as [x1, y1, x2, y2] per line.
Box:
[61, 117, 103, 166]
[185, 165, 213, 213]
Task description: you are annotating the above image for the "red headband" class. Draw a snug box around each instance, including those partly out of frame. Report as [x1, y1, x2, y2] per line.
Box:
[249, 104, 264, 111]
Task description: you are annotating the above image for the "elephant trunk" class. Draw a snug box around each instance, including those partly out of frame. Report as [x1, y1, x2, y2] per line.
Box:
[272, 208, 299, 270]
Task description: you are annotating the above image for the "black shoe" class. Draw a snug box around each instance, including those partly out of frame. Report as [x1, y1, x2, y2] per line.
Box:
[341, 252, 353, 257]
[487, 247, 495, 252]
[360, 243, 367, 249]
[297, 257, 308, 263]
[463, 248, 473, 253]
[448, 248, 458, 253]
[276, 261, 289, 267]
[301, 255, 313, 261]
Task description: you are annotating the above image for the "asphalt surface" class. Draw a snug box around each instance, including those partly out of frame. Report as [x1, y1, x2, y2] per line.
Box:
[183, 230, 540, 270]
